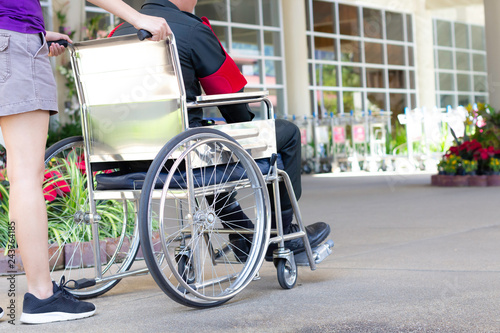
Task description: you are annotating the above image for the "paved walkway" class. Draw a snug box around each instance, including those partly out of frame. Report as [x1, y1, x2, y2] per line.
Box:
[2, 174, 500, 332]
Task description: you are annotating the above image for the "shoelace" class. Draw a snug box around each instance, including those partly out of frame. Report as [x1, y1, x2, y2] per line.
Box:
[57, 276, 79, 301]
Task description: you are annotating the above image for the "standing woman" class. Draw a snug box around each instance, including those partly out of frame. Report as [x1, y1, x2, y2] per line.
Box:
[0, 0, 170, 324]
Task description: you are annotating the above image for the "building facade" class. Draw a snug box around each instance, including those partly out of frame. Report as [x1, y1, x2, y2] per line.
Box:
[43, 0, 491, 126]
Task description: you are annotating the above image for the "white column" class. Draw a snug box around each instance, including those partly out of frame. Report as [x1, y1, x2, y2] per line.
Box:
[483, 0, 500, 109]
[282, 0, 311, 117]
[415, 0, 437, 110]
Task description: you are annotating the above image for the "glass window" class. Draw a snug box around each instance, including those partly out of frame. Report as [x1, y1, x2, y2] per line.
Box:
[309, 63, 315, 86]
[388, 69, 405, 89]
[84, 12, 112, 39]
[471, 26, 485, 50]
[342, 66, 362, 87]
[410, 94, 417, 109]
[434, 19, 487, 108]
[386, 12, 404, 41]
[211, 26, 228, 49]
[240, 59, 261, 84]
[313, 0, 335, 33]
[456, 74, 471, 92]
[364, 42, 384, 64]
[366, 68, 385, 88]
[343, 91, 363, 112]
[408, 46, 414, 67]
[339, 4, 359, 36]
[407, 14, 413, 43]
[475, 95, 487, 104]
[439, 73, 454, 91]
[458, 95, 471, 106]
[263, 0, 280, 27]
[436, 20, 452, 47]
[409, 71, 416, 90]
[232, 28, 260, 56]
[340, 39, 361, 62]
[267, 88, 285, 117]
[231, 0, 259, 25]
[387, 44, 405, 66]
[316, 64, 337, 87]
[264, 31, 281, 57]
[456, 52, 470, 71]
[472, 54, 486, 72]
[367, 93, 386, 111]
[454, 23, 469, 49]
[440, 94, 454, 108]
[317, 91, 339, 114]
[196, 0, 228, 21]
[265, 60, 283, 85]
[308, 3, 416, 116]
[314, 37, 337, 60]
[389, 93, 406, 114]
[474, 75, 487, 92]
[437, 50, 453, 70]
[363, 8, 382, 39]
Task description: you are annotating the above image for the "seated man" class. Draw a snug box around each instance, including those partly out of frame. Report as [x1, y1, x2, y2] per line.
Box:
[112, 0, 330, 260]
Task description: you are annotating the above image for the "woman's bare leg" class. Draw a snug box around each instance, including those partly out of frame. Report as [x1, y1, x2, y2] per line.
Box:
[0, 110, 53, 299]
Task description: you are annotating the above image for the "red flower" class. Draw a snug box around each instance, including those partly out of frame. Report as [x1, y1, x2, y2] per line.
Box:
[448, 146, 459, 155]
[43, 170, 70, 202]
[75, 154, 86, 174]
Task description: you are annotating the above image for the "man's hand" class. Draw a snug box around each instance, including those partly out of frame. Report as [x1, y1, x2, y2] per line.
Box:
[45, 31, 73, 57]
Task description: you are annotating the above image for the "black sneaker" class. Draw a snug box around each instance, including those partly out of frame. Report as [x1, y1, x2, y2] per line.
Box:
[265, 222, 331, 261]
[0, 306, 3, 319]
[20, 277, 95, 324]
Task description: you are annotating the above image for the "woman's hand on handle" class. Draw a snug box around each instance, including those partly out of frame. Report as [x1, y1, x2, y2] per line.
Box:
[87, 0, 171, 41]
[45, 31, 73, 57]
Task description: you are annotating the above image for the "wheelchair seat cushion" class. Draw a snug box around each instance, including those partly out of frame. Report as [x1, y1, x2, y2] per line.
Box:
[95, 156, 284, 190]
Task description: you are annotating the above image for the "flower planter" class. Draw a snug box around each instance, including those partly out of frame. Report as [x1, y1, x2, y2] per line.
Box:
[487, 174, 500, 186]
[64, 240, 107, 269]
[437, 175, 456, 187]
[431, 174, 441, 186]
[136, 231, 161, 259]
[1, 244, 66, 275]
[48, 243, 65, 271]
[105, 236, 131, 263]
[468, 175, 488, 187]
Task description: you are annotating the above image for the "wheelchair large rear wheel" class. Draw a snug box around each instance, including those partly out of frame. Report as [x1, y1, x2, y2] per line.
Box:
[45, 136, 140, 299]
[139, 128, 271, 308]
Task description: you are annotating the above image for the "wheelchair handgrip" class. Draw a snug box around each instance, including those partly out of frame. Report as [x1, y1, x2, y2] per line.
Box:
[47, 40, 69, 48]
[137, 29, 153, 41]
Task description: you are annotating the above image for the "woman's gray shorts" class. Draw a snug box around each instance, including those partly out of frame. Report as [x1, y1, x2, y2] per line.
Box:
[0, 29, 58, 116]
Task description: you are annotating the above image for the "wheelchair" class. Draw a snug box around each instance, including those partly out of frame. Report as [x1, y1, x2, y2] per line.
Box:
[43, 33, 334, 308]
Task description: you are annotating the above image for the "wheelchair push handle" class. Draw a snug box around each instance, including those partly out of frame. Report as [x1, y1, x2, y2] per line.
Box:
[47, 39, 70, 48]
[137, 29, 153, 41]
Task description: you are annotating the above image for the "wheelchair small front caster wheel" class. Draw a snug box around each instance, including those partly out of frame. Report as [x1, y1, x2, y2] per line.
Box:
[177, 255, 195, 284]
[276, 258, 297, 289]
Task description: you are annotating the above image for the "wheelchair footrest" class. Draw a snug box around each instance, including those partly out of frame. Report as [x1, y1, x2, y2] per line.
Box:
[294, 239, 334, 266]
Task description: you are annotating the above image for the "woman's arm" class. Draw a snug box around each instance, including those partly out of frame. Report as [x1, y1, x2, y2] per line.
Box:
[87, 0, 171, 41]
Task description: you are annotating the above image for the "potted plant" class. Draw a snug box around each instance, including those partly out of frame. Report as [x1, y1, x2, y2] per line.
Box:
[487, 157, 500, 186]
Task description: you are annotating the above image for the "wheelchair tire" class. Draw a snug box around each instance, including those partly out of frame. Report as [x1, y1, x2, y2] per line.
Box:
[45, 136, 140, 299]
[139, 128, 271, 308]
[276, 258, 297, 289]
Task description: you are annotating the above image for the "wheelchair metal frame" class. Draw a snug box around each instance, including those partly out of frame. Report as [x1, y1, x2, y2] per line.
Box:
[44, 33, 326, 306]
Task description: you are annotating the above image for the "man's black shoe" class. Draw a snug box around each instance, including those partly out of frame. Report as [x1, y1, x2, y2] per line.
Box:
[229, 234, 252, 262]
[265, 222, 331, 261]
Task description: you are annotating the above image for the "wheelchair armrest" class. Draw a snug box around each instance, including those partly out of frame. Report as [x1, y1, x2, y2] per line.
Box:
[187, 91, 274, 119]
[195, 91, 268, 103]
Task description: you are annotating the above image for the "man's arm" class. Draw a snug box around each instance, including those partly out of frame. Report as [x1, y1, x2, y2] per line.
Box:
[87, 0, 171, 41]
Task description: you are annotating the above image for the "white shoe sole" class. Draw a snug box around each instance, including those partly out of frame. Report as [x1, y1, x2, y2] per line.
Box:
[19, 309, 95, 324]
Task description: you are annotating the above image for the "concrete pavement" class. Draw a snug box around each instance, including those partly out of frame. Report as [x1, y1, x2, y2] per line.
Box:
[2, 173, 500, 332]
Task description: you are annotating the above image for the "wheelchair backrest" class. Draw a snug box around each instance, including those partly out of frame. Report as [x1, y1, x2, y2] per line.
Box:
[70, 35, 188, 163]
